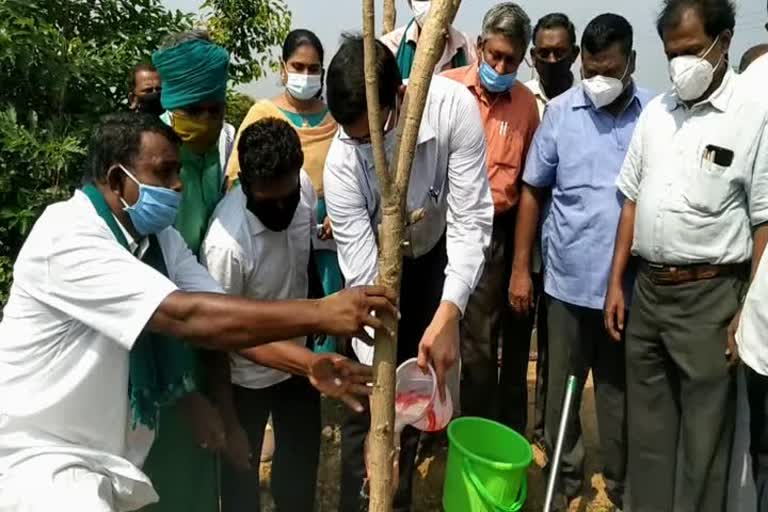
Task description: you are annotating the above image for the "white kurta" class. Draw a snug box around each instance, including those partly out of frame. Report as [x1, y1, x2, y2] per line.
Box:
[0, 190, 221, 511]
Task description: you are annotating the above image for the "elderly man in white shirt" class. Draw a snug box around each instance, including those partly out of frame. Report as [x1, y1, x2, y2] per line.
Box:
[604, 2, 768, 511]
[323, 36, 493, 511]
[0, 113, 396, 512]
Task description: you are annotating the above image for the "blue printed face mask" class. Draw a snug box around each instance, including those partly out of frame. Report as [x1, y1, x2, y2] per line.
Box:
[117, 164, 181, 236]
[479, 61, 517, 93]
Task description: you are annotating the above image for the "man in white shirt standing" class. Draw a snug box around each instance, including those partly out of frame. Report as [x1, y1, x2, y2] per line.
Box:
[0, 113, 396, 512]
[735, 3, 768, 510]
[202, 118, 373, 512]
[323, 36, 493, 512]
[605, 1, 768, 510]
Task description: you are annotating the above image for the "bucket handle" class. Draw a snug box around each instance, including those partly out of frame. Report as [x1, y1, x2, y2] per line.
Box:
[462, 458, 527, 512]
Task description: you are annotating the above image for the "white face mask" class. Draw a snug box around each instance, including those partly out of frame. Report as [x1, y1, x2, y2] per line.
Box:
[669, 36, 723, 102]
[285, 72, 323, 101]
[581, 61, 630, 109]
[411, 0, 431, 26]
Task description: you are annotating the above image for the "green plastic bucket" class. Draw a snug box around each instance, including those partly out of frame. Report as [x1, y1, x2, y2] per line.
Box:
[443, 417, 532, 512]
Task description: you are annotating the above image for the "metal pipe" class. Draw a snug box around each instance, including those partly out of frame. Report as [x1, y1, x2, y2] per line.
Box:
[543, 375, 579, 512]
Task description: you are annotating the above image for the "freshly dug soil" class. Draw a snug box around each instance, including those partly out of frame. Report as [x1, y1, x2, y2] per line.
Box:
[259, 362, 615, 512]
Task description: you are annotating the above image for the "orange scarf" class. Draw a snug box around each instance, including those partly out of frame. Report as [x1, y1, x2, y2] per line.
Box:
[226, 100, 337, 197]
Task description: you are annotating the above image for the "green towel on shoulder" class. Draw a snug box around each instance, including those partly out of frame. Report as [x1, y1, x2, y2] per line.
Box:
[82, 184, 197, 429]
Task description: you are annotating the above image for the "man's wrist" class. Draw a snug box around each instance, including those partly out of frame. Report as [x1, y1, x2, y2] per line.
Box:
[437, 301, 461, 322]
[512, 256, 532, 274]
[308, 298, 325, 334]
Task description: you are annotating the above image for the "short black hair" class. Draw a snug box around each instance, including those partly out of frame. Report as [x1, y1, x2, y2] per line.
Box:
[326, 34, 402, 126]
[533, 13, 577, 47]
[283, 29, 324, 64]
[129, 62, 157, 92]
[656, 0, 736, 39]
[582, 13, 634, 57]
[84, 113, 180, 183]
[238, 118, 304, 183]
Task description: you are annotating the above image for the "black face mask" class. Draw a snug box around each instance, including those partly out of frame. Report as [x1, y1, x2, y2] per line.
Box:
[536, 57, 574, 87]
[245, 185, 301, 232]
[135, 91, 165, 117]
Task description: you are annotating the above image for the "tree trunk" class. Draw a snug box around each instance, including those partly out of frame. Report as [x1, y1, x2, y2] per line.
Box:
[362, 1, 462, 511]
[383, 0, 396, 34]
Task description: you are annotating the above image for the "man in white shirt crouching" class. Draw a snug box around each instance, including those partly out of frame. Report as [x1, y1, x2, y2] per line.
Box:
[0, 113, 396, 512]
[201, 118, 371, 512]
[323, 35, 494, 511]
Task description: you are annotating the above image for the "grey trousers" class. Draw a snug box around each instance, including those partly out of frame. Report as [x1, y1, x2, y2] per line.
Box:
[460, 209, 536, 434]
[544, 296, 626, 507]
[626, 271, 743, 512]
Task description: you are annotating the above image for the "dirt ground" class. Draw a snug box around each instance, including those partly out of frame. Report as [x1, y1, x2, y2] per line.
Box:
[259, 361, 614, 512]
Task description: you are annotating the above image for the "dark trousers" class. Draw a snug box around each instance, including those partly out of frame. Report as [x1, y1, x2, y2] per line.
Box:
[626, 272, 742, 512]
[745, 364, 768, 512]
[544, 296, 626, 507]
[460, 209, 536, 434]
[339, 237, 447, 512]
[532, 272, 549, 445]
[221, 377, 321, 512]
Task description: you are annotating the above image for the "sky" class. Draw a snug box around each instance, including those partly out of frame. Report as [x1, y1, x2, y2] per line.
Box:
[163, 0, 768, 98]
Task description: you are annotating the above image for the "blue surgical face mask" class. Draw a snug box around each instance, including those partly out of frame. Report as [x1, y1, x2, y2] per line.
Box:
[117, 164, 181, 236]
[479, 61, 517, 93]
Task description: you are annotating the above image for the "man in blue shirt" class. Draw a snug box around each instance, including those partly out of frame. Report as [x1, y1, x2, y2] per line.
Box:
[509, 13, 653, 511]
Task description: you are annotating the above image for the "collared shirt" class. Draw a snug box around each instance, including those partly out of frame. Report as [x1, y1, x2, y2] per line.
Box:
[380, 23, 477, 75]
[525, 77, 580, 120]
[201, 171, 315, 389]
[443, 65, 540, 213]
[524, 83, 654, 310]
[0, 190, 221, 510]
[617, 69, 768, 265]
[732, 55, 768, 376]
[525, 78, 550, 119]
[324, 75, 494, 364]
[740, 52, 768, 108]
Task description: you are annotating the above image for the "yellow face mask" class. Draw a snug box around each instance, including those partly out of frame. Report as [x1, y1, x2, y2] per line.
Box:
[171, 111, 222, 154]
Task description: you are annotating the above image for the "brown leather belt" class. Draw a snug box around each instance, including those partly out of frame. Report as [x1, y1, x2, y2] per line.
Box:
[639, 260, 749, 286]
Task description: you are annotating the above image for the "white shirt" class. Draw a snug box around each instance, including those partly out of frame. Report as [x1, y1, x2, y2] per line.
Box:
[201, 172, 315, 389]
[524, 78, 550, 120]
[736, 52, 768, 376]
[740, 52, 768, 107]
[0, 190, 221, 510]
[617, 70, 768, 264]
[324, 75, 494, 364]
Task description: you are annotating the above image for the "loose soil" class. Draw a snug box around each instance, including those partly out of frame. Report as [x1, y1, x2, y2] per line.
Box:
[259, 361, 615, 512]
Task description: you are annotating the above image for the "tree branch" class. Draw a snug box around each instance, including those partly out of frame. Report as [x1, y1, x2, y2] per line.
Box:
[363, 0, 393, 199]
[383, 0, 396, 34]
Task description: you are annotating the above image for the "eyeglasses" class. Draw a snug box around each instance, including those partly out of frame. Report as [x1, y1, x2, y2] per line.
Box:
[339, 103, 398, 147]
[532, 48, 573, 62]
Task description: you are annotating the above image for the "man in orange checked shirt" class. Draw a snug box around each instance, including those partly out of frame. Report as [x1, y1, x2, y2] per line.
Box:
[443, 2, 539, 434]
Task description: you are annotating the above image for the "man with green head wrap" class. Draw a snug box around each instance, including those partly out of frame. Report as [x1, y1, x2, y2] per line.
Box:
[140, 30, 239, 512]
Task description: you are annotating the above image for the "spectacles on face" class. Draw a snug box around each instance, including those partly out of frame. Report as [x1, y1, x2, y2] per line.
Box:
[533, 47, 573, 63]
[339, 102, 399, 146]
